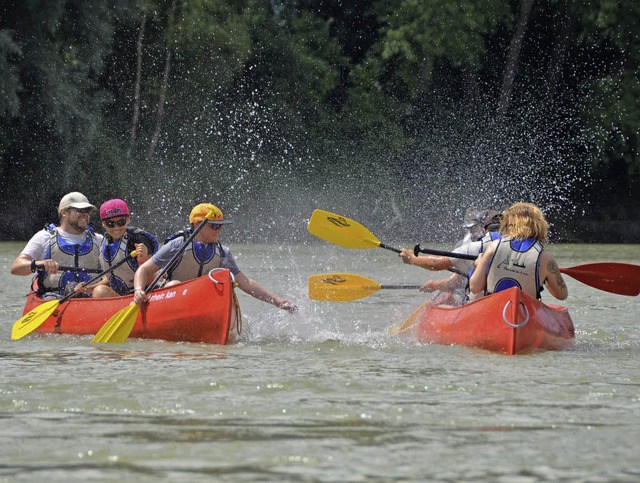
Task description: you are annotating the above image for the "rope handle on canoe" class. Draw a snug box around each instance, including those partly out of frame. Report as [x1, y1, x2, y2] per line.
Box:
[207, 268, 237, 287]
[207, 268, 242, 334]
[502, 300, 530, 329]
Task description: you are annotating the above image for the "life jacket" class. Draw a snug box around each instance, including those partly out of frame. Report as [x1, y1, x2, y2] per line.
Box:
[485, 236, 543, 299]
[431, 231, 500, 306]
[479, 231, 501, 253]
[100, 227, 159, 295]
[164, 229, 226, 281]
[460, 232, 500, 303]
[37, 225, 101, 296]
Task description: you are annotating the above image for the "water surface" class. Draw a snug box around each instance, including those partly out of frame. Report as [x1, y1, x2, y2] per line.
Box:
[1, 241, 639, 481]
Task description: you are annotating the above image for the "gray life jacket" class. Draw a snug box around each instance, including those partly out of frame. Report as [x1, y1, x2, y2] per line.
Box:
[485, 236, 543, 299]
[100, 227, 159, 295]
[38, 227, 101, 295]
[167, 238, 226, 282]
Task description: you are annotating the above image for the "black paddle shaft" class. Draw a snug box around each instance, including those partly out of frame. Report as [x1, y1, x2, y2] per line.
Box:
[413, 244, 477, 261]
[145, 213, 214, 294]
[37, 253, 136, 303]
[379, 243, 401, 253]
[380, 243, 470, 276]
[36, 264, 103, 273]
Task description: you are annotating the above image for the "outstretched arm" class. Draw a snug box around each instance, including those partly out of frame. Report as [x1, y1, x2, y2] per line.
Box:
[234, 272, 297, 313]
[420, 273, 466, 293]
[399, 248, 453, 271]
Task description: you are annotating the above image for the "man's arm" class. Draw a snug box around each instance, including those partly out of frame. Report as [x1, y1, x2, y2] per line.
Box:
[234, 272, 297, 313]
[10, 254, 61, 276]
[399, 248, 453, 271]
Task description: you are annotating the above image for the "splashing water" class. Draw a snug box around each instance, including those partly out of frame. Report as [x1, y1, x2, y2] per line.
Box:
[129, 93, 592, 246]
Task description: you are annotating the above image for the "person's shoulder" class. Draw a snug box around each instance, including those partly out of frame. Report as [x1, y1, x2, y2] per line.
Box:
[88, 230, 103, 242]
[128, 226, 159, 243]
[164, 228, 190, 244]
[161, 237, 184, 251]
[128, 225, 156, 237]
[482, 232, 501, 243]
[453, 240, 481, 255]
[538, 250, 554, 266]
[30, 228, 52, 241]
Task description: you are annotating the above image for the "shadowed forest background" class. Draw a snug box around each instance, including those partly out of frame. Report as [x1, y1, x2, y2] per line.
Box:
[1, 0, 638, 244]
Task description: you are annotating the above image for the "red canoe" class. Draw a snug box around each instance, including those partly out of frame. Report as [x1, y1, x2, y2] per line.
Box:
[399, 287, 575, 355]
[22, 269, 241, 344]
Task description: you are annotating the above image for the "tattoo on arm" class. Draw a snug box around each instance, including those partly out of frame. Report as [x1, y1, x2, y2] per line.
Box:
[547, 259, 566, 289]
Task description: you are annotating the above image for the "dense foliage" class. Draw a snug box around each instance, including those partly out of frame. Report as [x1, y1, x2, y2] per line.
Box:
[1, 0, 638, 242]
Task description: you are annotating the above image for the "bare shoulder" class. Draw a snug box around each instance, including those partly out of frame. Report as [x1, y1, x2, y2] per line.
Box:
[540, 251, 559, 272]
[481, 241, 498, 258]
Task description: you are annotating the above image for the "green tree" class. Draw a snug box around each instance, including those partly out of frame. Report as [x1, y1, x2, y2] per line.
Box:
[576, 0, 639, 175]
[0, 0, 142, 238]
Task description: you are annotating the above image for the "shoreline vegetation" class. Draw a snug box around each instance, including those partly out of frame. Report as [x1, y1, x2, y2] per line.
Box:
[1, 2, 638, 243]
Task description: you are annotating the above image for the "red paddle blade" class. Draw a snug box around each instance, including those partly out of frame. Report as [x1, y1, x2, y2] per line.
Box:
[560, 263, 640, 296]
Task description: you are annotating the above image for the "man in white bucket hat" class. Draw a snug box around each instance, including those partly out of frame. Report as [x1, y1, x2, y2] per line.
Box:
[10, 192, 103, 299]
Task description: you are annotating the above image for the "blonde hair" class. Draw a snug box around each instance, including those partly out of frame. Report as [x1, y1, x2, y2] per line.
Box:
[499, 202, 548, 243]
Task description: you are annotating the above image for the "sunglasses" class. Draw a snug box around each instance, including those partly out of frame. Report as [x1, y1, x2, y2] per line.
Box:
[104, 218, 128, 228]
[207, 222, 224, 230]
[71, 207, 92, 214]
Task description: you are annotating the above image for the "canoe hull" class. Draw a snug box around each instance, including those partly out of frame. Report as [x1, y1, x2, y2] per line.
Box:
[411, 287, 575, 355]
[22, 269, 240, 344]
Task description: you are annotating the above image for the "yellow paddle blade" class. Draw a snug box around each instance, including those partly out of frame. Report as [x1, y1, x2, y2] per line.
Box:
[307, 209, 382, 249]
[91, 304, 140, 343]
[308, 273, 382, 302]
[11, 300, 60, 340]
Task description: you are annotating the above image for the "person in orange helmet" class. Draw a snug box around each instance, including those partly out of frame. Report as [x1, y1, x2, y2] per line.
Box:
[132, 203, 297, 313]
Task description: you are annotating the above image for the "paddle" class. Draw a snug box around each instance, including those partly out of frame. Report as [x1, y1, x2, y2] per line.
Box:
[413, 243, 477, 260]
[559, 263, 640, 297]
[91, 207, 218, 344]
[308, 209, 405, 253]
[35, 264, 103, 273]
[309, 273, 420, 302]
[307, 209, 467, 276]
[11, 250, 138, 340]
[309, 209, 640, 297]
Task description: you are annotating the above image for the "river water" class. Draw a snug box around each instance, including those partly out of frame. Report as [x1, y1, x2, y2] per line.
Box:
[1, 241, 639, 482]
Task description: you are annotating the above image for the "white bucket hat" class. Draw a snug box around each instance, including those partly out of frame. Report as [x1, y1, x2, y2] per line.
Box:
[58, 192, 97, 213]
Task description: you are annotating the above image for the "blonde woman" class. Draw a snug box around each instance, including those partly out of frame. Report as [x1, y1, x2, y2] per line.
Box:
[469, 202, 568, 301]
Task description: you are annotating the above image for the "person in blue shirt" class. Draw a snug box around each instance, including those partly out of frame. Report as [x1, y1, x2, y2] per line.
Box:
[132, 203, 297, 313]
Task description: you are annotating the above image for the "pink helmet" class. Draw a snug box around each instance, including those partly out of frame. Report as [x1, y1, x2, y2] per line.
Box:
[100, 199, 130, 220]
